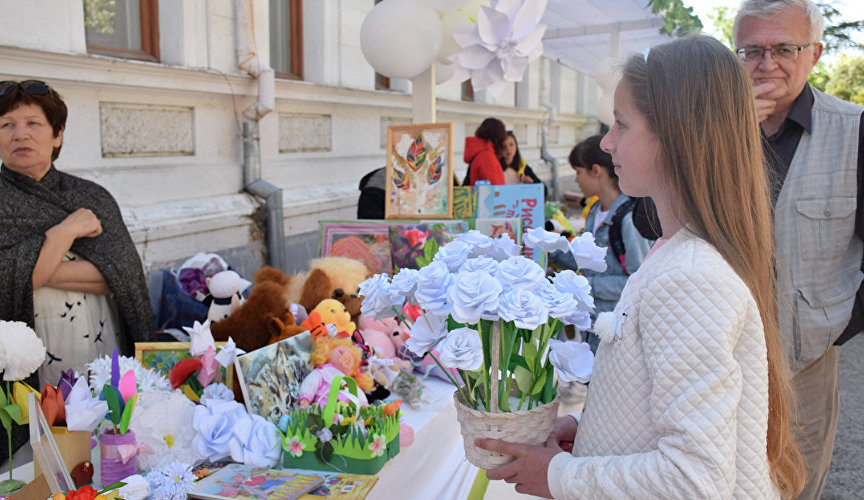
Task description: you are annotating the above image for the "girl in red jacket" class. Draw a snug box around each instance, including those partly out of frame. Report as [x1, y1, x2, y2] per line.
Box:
[463, 117, 507, 186]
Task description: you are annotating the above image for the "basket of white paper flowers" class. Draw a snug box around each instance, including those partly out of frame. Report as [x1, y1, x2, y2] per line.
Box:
[359, 228, 603, 468]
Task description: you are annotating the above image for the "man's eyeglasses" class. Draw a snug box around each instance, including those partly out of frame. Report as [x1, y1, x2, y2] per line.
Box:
[735, 43, 814, 64]
[0, 80, 52, 97]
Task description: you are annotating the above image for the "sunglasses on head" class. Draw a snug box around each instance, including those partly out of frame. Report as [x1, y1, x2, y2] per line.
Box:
[0, 80, 52, 97]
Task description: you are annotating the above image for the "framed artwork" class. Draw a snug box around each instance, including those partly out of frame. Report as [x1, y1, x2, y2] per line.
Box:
[476, 183, 546, 267]
[476, 217, 521, 244]
[135, 342, 233, 384]
[235, 332, 315, 426]
[385, 122, 454, 219]
[319, 220, 394, 274]
[29, 392, 75, 494]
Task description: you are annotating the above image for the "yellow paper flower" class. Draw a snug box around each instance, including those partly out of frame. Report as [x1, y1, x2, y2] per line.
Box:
[11, 381, 40, 424]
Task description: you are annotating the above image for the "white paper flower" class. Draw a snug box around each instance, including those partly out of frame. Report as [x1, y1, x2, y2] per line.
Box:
[523, 227, 569, 253]
[488, 234, 522, 261]
[451, 0, 547, 97]
[454, 229, 494, 257]
[552, 270, 595, 313]
[183, 320, 214, 357]
[228, 414, 282, 468]
[568, 232, 608, 272]
[0, 320, 46, 381]
[64, 377, 109, 432]
[87, 354, 171, 393]
[405, 313, 449, 356]
[437, 327, 484, 370]
[548, 340, 594, 384]
[201, 383, 235, 404]
[214, 337, 243, 368]
[129, 390, 202, 470]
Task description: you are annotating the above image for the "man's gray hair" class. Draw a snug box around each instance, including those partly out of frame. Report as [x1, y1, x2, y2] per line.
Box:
[733, 0, 824, 45]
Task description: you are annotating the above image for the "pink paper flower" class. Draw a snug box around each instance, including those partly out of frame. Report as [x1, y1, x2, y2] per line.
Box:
[285, 435, 304, 458]
[196, 346, 219, 387]
[369, 434, 386, 457]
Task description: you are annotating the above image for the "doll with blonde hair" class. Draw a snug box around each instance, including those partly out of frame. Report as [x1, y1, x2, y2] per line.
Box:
[298, 337, 373, 409]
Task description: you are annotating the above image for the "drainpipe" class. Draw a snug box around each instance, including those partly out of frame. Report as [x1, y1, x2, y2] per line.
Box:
[541, 101, 560, 202]
[235, 0, 285, 271]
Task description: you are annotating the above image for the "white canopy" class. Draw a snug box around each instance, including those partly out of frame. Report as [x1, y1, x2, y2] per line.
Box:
[541, 0, 674, 75]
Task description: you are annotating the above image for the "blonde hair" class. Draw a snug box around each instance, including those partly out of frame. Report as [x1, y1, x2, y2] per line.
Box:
[621, 35, 804, 497]
[310, 337, 373, 391]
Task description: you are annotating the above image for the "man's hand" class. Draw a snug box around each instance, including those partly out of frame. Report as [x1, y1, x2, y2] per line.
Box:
[546, 415, 578, 453]
[475, 438, 562, 498]
[752, 81, 777, 123]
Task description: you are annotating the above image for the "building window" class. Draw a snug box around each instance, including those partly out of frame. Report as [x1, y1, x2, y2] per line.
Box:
[84, 0, 159, 61]
[270, 0, 303, 79]
[375, 73, 391, 90]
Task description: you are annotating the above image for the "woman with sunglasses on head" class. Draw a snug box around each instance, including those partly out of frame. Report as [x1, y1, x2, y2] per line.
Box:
[0, 80, 155, 386]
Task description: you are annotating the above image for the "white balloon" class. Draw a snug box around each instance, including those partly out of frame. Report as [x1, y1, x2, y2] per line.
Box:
[596, 92, 614, 126]
[439, 10, 473, 59]
[361, 0, 444, 79]
[435, 60, 457, 85]
[420, 0, 471, 11]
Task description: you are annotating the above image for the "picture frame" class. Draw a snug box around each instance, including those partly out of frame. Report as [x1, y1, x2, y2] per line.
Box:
[385, 122, 454, 219]
[234, 332, 315, 426]
[29, 392, 75, 494]
[318, 220, 395, 274]
[134, 341, 233, 384]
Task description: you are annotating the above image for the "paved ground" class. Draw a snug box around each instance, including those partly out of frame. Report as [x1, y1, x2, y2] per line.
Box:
[822, 334, 864, 499]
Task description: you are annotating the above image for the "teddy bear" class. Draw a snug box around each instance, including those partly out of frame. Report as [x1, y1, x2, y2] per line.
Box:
[313, 298, 356, 337]
[285, 257, 371, 326]
[210, 267, 305, 352]
[205, 270, 250, 322]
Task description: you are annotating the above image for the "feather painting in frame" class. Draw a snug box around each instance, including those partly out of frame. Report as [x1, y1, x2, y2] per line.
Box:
[385, 122, 454, 219]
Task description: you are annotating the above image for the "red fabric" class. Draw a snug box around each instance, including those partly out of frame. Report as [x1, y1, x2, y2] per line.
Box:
[464, 137, 504, 185]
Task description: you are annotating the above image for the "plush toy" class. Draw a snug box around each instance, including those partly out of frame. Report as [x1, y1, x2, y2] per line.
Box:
[210, 267, 303, 352]
[298, 337, 373, 409]
[286, 257, 371, 326]
[313, 298, 356, 337]
[205, 270, 250, 322]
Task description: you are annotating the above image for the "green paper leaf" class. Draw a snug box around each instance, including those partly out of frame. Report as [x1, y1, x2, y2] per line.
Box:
[530, 370, 547, 396]
[98, 482, 127, 495]
[523, 341, 538, 370]
[0, 409, 11, 433]
[306, 413, 324, 434]
[424, 238, 439, 263]
[3, 404, 21, 425]
[103, 384, 125, 425]
[0, 388, 7, 406]
[513, 365, 532, 395]
[119, 394, 137, 434]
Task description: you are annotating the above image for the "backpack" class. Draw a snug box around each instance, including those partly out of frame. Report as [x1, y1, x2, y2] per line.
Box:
[606, 197, 636, 275]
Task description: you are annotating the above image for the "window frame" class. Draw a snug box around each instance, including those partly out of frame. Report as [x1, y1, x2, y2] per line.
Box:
[271, 0, 304, 80]
[85, 0, 160, 62]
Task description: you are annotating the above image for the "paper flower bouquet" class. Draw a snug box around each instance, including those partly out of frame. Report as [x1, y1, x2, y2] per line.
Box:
[358, 228, 601, 467]
[279, 376, 401, 474]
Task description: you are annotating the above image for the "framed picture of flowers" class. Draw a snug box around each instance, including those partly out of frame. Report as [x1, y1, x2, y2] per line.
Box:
[385, 122, 454, 219]
[134, 342, 232, 384]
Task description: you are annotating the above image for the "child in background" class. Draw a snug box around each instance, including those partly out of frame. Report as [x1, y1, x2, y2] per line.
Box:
[550, 135, 653, 353]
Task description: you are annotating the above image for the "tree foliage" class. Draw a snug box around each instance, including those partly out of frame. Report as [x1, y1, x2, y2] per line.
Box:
[824, 54, 864, 105]
[649, 0, 703, 36]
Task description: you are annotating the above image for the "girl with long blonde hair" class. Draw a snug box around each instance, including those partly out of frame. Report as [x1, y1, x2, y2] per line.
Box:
[476, 35, 804, 499]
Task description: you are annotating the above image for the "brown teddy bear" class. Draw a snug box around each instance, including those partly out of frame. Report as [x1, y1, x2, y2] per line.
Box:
[210, 266, 305, 352]
[285, 257, 371, 325]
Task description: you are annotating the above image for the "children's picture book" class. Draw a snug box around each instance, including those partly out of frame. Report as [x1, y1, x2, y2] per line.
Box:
[235, 332, 315, 425]
[300, 473, 378, 499]
[475, 217, 521, 244]
[475, 183, 545, 266]
[188, 464, 325, 500]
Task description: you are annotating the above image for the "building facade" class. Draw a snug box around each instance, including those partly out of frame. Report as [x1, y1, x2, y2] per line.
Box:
[0, 0, 599, 303]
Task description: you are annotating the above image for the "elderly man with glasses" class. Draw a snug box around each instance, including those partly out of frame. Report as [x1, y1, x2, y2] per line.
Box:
[733, 1, 864, 499]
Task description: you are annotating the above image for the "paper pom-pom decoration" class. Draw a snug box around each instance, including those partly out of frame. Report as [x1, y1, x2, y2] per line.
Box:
[360, 0, 443, 79]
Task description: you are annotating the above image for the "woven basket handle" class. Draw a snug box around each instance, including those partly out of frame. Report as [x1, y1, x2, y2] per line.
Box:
[490, 320, 500, 413]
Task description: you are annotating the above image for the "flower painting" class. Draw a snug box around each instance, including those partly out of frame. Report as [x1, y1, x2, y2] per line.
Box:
[385, 122, 454, 219]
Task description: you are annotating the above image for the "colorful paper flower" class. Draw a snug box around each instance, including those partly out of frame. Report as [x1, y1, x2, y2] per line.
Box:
[284, 435, 304, 458]
[169, 358, 202, 389]
[369, 434, 386, 457]
[87, 354, 170, 394]
[183, 320, 214, 357]
[548, 340, 594, 384]
[0, 320, 46, 381]
[436, 328, 484, 371]
[316, 427, 334, 443]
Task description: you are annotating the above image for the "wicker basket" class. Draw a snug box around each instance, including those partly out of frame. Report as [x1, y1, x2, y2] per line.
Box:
[453, 391, 559, 469]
